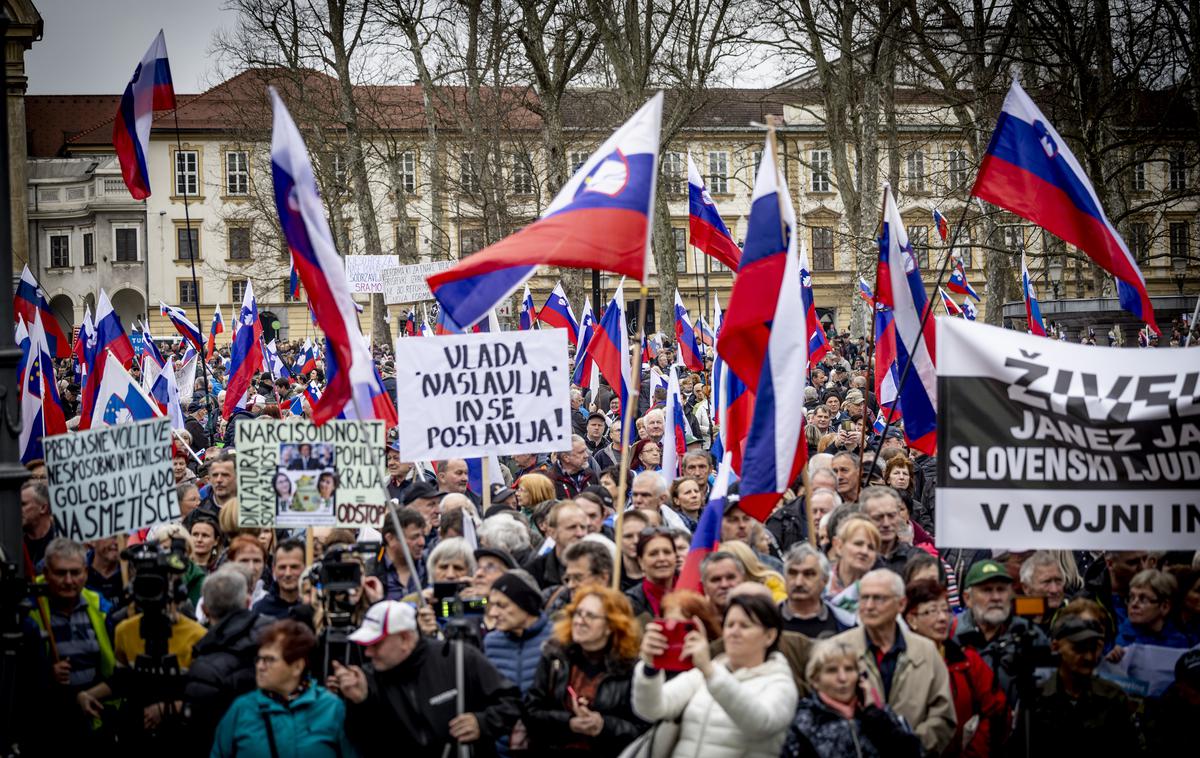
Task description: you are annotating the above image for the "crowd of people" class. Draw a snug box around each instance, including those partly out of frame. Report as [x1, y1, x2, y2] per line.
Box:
[13, 328, 1199, 756]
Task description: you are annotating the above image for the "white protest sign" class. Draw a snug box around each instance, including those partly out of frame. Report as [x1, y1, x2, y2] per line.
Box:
[236, 420, 389, 529]
[393, 329, 571, 460]
[345, 254, 400, 293]
[382, 261, 453, 305]
[46, 417, 179, 541]
[1098, 643, 1196, 697]
[936, 318, 1200, 550]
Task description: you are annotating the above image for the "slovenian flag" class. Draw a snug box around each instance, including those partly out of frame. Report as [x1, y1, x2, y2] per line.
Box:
[972, 79, 1157, 333]
[428, 94, 662, 330]
[536, 282, 579, 344]
[112, 31, 175, 199]
[206, 304, 225, 361]
[857, 276, 875, 304]
[77, 290, 136, 430]
[946, 255, 980, 301]
[932, 209, 949, 242]
[687, 153, 741, 270]
[15, 266, 70, 358]
[677, 453, 734, 592]
[1021, 251, 1047, 336]
[673, 291, 704, 372]
[939, 287, 964, 317]
[19, 313, 67, 463]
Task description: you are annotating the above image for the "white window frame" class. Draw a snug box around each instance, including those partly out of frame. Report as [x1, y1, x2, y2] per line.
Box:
[708, 151, 729, 194]
[512, 154, 534, 195]
[459, 151, 479, 194]
[811, 149, 832, 193]
[231, 279, 249, 305]
[673, 227, 687, 272]
[1169, 149, 1188, 191]
[175, 150, 199, 196]
[948, 149, 968, 190]
[663, 152, 685, 195]
[906, 150, 925, 192]
[398, 150, 416, 194]
[226, 150, 249, 195]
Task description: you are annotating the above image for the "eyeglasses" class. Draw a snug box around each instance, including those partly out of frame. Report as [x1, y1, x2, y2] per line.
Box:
[572, 609, 605, 623]
[1128, 592, 1163, 606]
[255, 654, 281, 666]
[858, 594, 897, 606]
[914, 604, 951, 618]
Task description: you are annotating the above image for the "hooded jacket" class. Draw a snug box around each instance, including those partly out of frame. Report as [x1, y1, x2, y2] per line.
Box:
[211, 683, 356, 758]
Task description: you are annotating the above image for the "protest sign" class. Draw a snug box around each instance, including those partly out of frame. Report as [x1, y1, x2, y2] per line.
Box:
[46, 417, 178, 541]
[393, 329, 571, 460]
[345, 254, 399, 293]
[936, 318, 1200, 550]
[382, 261, 453, 305]
[236, 419, 389, 528]
[1098, 644, 1195, 697]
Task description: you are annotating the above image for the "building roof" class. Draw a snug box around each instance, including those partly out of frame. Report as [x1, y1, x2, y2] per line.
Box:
[26, 95, 126, 157]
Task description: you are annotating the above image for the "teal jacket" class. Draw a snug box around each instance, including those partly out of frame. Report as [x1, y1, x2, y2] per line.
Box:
[211, 683, 358, 758]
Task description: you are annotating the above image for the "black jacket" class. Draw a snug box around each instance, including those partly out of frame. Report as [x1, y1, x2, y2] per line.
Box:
[185, 415, 210, 451]
[344, 637, 520, 758]
[781, 694, 921, 758]
[523, 640, 646, 754]
[766, 497, 809, 553]
[185, 609, 273, 741]
[523, 549, 567, 590]
[223, 408, 256, 448]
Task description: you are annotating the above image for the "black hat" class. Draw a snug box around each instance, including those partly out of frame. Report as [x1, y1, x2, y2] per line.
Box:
[402, 481, 440, 504]
[474, 547, 517, 571]
[1051, 615, 1105, 644]
[586, 411, 608, 425]
[581, 484, 614, 511]
[490, 571, 543, 617]
[490, 484, 517, 505]
[188, 401, 207, 413]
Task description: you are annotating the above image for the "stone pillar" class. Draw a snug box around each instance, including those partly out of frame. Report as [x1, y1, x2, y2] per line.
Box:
[5, 2, 41, 273]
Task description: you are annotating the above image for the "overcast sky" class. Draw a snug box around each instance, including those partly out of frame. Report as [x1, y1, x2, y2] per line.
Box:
[26, 0, 235, 95]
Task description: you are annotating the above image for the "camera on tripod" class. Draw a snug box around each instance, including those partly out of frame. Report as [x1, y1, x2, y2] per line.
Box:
[123, 539, 188, 614]
[433, 581, 488, 621]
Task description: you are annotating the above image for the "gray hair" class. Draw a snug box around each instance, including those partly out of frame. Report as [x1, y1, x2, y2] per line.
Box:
[479, 514, 531, 555]
[1019, 551, 1063, 588]
[44, 537, 86, 566]
[202, 568, 248, 622]
[21, 479, 49, 507]
[783, 542, 831, 584]
[642, 408, 664, 424]
[861, 568, 905, 598]
[809, 468, 838, 490]
[805, 638, 861, 682]
[426, 536, 477, 578]
[859, 485, 903, 510]
[701, 550, 746, 578]
[1130, 569, 1177, 602]
[809, 487, 842, 508]
[632, 470, 668, 497]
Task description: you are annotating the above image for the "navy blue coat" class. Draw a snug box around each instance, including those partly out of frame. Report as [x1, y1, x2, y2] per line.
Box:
[483, 614, 553, 694]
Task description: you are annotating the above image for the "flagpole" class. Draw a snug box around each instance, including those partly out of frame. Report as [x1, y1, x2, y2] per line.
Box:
[171, 107, 215, 423]
[611, 286, 649, 592]
[867, 192, 974, 466]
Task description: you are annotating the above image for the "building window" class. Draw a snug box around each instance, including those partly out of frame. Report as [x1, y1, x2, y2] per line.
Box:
[906, 150, 925, 192]
[459, 227, 484, 257]
[1131, 159, 1147, 192]
[663, 152, 685, 195]
[811, 227, 834, 270]
[569, 151, 589, 175]
[459, 152, 478, 194]
[228, 226, 251, 260]
[49, 234, 70, 268]
[397, 151, 416, 193]
[1003, 225, 1025, 253]
[751, 149, 763, 176]
[953, 227, 974, 269]
[512, 154, 534, 195]
[1169, 149, 1188, 191]
[395, 224, 418, 253]
[175, 150, 199, 196]
[83, 232, 95, 266]
[179, 280, 198, 305]
[948, 149, 968, 190]
[1170, 221, 1190, 264]
[231, 279, 248, 304]
[811, 149, 832, 193]
[282, 277, 300, 302]
[673, 228, 687, 272]
[906, 225, 929, 271]
[332, 153, 347, 186]
[708, 151, 729, 194]
[114, 227, 139, 262]
[1129, 222, 1151, 263]
[226, 151, 249, 195]
[177, 226, 200, 261]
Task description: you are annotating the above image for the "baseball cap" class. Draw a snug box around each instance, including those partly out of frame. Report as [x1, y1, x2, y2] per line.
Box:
[587, 411, 608, 425]
[1051, 615, 1105, 644]
[962, 559, 1013, 589]
[349, 600, 416, 645]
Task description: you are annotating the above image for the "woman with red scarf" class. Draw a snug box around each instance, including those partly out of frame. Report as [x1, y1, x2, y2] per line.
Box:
[624, 528, 677, 624]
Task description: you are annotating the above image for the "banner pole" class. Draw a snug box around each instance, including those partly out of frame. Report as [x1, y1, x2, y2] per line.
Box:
[171, 108, 216, 423]
[611, 287, 649, 592]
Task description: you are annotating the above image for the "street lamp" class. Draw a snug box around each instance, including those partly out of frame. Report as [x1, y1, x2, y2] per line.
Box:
[1172, 255, 1188, 294]
[1047, 257, 1064, 299]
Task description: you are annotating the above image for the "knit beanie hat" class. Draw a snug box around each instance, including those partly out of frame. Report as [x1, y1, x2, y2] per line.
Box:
[490, 571, 544, 618]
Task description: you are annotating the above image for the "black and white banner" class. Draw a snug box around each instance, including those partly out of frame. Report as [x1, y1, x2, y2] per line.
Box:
[936, 318, 1200, 550]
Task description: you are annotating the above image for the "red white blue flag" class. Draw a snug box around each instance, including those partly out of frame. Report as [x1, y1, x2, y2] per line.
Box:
[19, 313, 67, 463]
[78, 289, 136, 430]
[15, 266, 70, 359]
[673, 291, 704, 372]
[590, 281, 631, 430]
[946, 254, 980, 302]
[91, 349, 161, 428]
[571, 296, 597, 387]
[519, 284, 536, 331]
[223, 282, 264, 418]
[206, 304, 224, 361]
[961, 299, 978, 321]
[857, 276, 875, 304]
[429, 94, 662, 329]
[939, 287, 964, 317]
[677, 452, 733, 592]
[272, 88, 382, 424]
[537, 282, 579, 344]
[1021, 251, 1047, 336]
[932, 209, 949, 242]
[687, 153, 741, 270]
[661, 367, 688, 478]
[877, 186, 937, 455]
[160, 302, 205, 355]
[874, 306, 902, 427]
[973, 80, 1158, 333]
[113, 30, 175, 200]
[801, 254, 829, 365]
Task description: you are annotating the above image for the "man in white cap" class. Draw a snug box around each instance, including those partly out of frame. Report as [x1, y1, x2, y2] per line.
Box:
[329, 600, 520, 757]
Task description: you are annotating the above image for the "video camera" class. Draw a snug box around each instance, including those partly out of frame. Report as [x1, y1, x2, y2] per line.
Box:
[433, 581, 488, 621]
[122, 539, 188, 615]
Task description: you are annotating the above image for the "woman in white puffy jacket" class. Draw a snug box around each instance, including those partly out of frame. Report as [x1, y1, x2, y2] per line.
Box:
[632, 592, 799, 758]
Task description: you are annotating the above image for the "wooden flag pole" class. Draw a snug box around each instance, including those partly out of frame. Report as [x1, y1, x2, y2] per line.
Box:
[611, 287, 649, 592]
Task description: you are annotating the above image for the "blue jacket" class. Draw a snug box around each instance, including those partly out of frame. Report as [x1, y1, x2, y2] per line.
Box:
[1114, 618, 1192, 649]
[211, 683, 358, 758]
[483, 614, 552, 694]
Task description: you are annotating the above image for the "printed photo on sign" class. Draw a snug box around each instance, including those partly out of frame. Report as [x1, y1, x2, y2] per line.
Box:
[274, 442, 337, 527]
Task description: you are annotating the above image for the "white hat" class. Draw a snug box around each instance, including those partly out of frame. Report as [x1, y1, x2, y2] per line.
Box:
[348, 600, 416, 645]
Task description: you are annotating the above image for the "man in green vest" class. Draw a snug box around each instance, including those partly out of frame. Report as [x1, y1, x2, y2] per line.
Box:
[27, 537, 116, 746]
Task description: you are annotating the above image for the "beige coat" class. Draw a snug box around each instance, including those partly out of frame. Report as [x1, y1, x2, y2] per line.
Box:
[831, 624, 957, 755]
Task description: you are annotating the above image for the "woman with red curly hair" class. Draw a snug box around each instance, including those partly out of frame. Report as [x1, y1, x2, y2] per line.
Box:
[523, 584, 648, 753]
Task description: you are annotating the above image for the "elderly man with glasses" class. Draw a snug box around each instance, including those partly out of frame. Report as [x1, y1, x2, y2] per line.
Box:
[831, 569, 956, 755]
